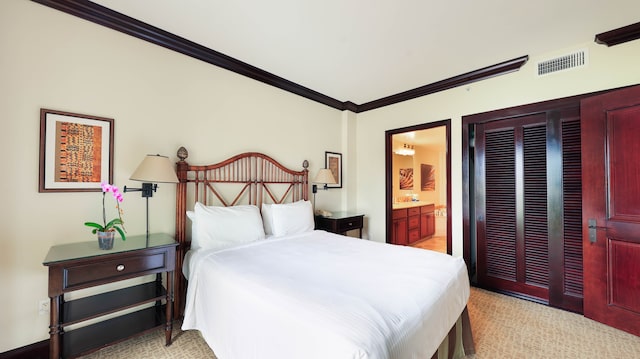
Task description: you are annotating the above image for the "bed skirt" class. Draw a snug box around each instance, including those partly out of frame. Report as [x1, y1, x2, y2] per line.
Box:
[431, 307, 475, 359]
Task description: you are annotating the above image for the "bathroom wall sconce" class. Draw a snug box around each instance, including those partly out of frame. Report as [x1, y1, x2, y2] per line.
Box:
[395, 144, 415, 156]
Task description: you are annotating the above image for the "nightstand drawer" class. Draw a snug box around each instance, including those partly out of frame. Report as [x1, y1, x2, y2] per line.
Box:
[336, 215, 364, 233]
[64, 252, 169, 290]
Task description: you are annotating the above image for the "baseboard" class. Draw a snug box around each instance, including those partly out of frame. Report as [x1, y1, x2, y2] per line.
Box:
[0, 340, 48, 359]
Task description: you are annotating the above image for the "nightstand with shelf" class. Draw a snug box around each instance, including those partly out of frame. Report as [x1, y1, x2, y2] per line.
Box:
[43, 233, 177, 359]
[315, 212, 364, 238]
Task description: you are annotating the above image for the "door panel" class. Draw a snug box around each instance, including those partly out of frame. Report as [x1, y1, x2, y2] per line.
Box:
[609, 241, 640, 312]
[609, 106, 640, 220]
[559, 119, 583, 309]
[476, 114, 550, 300]
[581, 85, 640, 336]
[523, 124, 548, 289]
[475, 107, 583, 311]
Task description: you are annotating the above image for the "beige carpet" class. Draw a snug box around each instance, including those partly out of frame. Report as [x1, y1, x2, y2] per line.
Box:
[466, 288, 640, 358]
[79, 287, 640, 358]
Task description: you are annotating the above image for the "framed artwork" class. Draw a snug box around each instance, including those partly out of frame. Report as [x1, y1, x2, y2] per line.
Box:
[421, 163, 435, 191]
[324, 151, 342, 188]
[399, 168, 413, 190]
[39, 108, 114, 192]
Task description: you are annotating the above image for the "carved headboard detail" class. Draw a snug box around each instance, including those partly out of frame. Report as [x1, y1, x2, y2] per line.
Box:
[173, 146, 309, 315]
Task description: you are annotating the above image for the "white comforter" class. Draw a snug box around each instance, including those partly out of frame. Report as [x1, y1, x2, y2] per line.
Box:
[182, 230, 470, 359]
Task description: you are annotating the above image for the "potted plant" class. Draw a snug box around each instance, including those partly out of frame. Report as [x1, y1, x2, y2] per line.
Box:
[85, 182, 126, 249]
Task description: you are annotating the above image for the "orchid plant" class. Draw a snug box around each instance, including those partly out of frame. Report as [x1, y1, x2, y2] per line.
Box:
[84, 182, 127, 240]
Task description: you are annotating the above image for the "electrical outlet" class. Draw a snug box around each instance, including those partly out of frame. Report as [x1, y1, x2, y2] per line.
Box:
[38, 299, 50, 316]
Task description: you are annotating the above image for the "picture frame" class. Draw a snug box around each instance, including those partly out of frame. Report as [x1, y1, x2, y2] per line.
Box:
[421, 163, 436, 191]
[324, 151, 342, 188]
[39, 108, 114, 192]
[399, 168, 414, 190]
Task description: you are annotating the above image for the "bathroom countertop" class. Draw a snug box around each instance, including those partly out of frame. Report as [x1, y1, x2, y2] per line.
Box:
[392, 201, 434, 210]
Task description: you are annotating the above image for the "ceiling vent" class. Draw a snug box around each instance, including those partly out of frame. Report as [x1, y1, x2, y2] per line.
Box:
[536, 49, 587, 76]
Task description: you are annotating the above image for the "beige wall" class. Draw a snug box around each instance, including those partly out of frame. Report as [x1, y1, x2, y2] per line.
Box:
[2, 0, 640, 353]
[0, 1, 343, 351]
[356, 41, 640, 254]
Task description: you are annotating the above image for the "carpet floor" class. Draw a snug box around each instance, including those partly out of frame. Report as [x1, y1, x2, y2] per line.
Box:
[79, 287, 640, 358]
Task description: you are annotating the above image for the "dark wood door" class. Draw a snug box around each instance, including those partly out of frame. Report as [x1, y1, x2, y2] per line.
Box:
[473, 105, 583, 312]
[475, 114, 550, 301]
[581, 85, 640, 336]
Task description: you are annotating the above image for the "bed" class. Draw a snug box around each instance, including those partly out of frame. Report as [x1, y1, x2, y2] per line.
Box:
[173, 147, 474, 359]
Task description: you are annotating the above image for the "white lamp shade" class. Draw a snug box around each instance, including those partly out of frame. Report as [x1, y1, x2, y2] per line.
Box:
[130, 154, 179, 183]
[313, 168, 337, 184]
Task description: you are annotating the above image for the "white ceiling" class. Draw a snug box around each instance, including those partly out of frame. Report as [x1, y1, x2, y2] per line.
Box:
[91, 0, 639, 105]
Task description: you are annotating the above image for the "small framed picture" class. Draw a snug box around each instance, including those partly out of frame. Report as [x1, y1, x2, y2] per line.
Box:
[421, 163, 436, 191]
[325, 151, 342, 188]
[39, 108, 114, 192]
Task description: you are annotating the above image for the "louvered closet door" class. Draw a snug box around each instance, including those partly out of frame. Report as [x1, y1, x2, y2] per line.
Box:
[556, 117, 583, 312]
[474, 109, 583, 311]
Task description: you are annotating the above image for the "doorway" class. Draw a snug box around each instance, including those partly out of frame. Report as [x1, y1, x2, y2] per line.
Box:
[385, 120, 451, 254]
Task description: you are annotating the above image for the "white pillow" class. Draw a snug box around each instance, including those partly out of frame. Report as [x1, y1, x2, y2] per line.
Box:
[192, 202, 265, 251]
[270, 200, 315, 237]
[186, 210, 199, 249]
[261, 203, 275, 236]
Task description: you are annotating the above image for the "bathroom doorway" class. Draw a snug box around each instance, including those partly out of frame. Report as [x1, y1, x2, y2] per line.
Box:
[385, 120, 451, 254]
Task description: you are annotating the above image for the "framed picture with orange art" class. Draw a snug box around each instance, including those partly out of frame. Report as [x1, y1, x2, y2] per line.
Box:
[324, 151, 342, 188]
[39, 108, 114, 192]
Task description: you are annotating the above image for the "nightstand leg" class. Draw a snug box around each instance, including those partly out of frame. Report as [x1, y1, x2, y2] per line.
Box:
[49, 295, 61, 359]
[165, 270, 174, 346]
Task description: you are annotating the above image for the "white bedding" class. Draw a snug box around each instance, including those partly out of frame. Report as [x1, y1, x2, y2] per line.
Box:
[182, 230, 470, 359]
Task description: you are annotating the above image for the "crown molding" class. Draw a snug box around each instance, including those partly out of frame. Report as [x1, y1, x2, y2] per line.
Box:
[595, 22, 640, 47]
[32, 0, 528, 113]
[357, 56, 528, 112]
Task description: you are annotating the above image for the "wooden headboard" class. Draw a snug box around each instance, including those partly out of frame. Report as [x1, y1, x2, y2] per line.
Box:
[173, 146, 309, 315]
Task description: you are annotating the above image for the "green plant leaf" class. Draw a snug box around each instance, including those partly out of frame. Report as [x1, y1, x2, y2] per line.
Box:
[114, 226, 126, 241]
[105, 218, 123, 229]
[84, 222, 105, 231]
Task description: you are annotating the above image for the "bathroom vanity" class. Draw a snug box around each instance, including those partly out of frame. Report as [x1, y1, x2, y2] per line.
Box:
[391, 202, 435, 245]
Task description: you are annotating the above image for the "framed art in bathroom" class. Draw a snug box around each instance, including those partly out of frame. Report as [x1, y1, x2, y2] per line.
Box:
[421, 163, 435, 191]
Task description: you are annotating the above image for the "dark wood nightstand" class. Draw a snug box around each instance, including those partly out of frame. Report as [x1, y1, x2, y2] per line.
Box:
[315, 212, 364, 238]
[43, 233, 177, 359]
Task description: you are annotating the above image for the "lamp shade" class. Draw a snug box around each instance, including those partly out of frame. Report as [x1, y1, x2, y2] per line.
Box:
[313, 168, 337, 184]
[130, 154, 179, 183]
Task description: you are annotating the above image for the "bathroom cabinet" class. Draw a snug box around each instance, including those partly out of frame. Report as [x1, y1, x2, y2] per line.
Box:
[391, 203, 435, 245]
